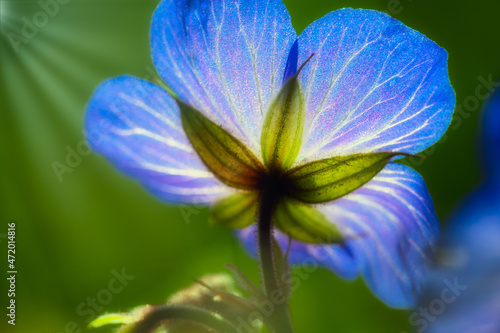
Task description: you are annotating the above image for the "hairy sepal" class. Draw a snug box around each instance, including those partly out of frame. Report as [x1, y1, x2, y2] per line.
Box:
[274, 198, 344, 244]
[211, 192, 258, 229]
[179, 101, 264, 190]
[286, 152, 413, 204]
[261, 76, 305, 172]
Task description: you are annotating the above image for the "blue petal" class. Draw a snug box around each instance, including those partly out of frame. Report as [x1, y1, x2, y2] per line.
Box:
[294, 9, 455, 162]
[151, 0, 297, 152]
[479, 87, 500, 180]
[316, 163, 439, 308]
[85, 76, 233, 204]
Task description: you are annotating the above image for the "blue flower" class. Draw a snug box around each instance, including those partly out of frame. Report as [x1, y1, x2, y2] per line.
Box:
[420, 87, 500, 333]
[85, 0, 455, 308]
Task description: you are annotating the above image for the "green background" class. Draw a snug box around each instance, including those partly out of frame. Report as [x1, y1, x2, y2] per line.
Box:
[1, 0, 498, 332]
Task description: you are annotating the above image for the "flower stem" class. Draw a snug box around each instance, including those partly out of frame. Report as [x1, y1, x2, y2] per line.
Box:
[258, 188, 294, 333]
[133, 305, 238, 333]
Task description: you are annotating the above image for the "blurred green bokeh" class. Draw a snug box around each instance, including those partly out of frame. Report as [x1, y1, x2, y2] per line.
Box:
[1, 0, 499, 332]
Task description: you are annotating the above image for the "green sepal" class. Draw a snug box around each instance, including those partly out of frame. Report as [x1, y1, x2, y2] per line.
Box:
[274, 198, 343, 244]
[286, 152, 412, 204]
[210, 192, 258, 229]
[179, 101, 264, 190]
[261, 75, 305, 172]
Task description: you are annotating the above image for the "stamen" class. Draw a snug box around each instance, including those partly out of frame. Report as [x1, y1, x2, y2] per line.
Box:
[296, 53, 315, 77]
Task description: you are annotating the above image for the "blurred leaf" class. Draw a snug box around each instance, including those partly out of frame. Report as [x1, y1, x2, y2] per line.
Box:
[89, 305, 155, 332]
[90, 313, 135, 327]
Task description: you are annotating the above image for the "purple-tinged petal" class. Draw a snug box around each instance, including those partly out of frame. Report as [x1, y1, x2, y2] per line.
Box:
[85, 76, 232, 204]
[151, 0, 297, 152]
[295, 9, 454, 162]
[479, 86, 500, 180]
[236, 163, 438, 301]
[316, 163, 439, 308]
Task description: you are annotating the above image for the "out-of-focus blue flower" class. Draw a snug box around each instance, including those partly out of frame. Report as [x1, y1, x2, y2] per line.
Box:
[479, 86, 500, 181]
[85, 0, 455, 308]
[418, 87, 500, 333]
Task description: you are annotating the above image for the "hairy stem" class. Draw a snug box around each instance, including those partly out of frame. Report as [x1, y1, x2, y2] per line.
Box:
[258, 187, 294, 333]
